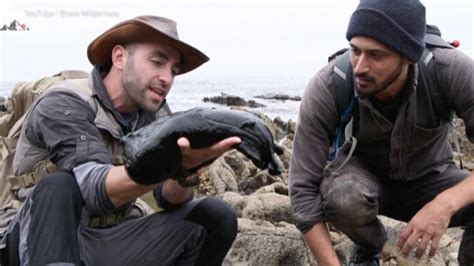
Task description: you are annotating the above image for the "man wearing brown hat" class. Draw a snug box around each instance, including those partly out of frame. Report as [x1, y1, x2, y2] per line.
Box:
[289, 0, 473, 265]
[2, 15, 239, 265]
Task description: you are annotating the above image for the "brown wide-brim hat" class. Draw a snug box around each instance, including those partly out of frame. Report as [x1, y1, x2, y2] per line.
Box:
[87, 15, 209, 75]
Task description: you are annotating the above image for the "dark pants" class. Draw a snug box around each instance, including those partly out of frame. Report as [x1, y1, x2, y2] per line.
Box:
[5, 171, 237, 266]
[321, 157, 474, 264]
[6, 171, 83, 266]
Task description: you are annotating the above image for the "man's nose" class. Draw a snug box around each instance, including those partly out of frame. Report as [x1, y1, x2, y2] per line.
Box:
[158, 69, 173, 87]
[353, 54, 370, 75]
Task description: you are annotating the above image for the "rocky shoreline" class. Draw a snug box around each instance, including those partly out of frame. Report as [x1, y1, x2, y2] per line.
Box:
[201, 92, 302, 109]
[141, 108, 473, 266]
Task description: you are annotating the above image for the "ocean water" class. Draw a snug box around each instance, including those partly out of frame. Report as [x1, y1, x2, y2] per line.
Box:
[0, 75, 307, 122]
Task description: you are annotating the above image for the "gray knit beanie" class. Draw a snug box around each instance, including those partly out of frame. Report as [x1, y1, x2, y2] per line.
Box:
[346, 0, 426, 62]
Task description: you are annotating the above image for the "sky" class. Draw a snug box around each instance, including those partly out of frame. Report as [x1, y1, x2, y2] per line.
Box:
[0, 0, 472, 82]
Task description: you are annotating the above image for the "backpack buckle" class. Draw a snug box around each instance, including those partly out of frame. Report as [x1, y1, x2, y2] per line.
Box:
[89, 212, 124, 228]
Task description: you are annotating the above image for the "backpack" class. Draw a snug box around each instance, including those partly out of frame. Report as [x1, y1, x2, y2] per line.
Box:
[327, 24, 458, 163]
[0, 70, 90, 213]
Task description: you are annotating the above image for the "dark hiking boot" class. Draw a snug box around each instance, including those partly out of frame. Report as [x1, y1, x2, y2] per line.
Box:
[349, 245, 380, 266]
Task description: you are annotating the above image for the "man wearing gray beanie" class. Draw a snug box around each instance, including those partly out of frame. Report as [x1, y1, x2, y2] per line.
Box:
[289, 0, 474, 265]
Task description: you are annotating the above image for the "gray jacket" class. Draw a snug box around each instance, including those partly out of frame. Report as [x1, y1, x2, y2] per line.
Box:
[289, 47, 474, 232]
[13, 68, 170, 214]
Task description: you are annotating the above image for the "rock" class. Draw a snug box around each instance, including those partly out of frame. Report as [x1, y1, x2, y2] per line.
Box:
[254, 93, 302, 101]
[452, 118, 474, 164]
[223, 218, 317, 266]
[254, 182, 289, 196]
[328, 216, 462, 265]
[199, 150, 286, 196]
[222, 191, 293, 224]
[203, 93, 265, 108]
[224, 150, 256, 180]
[247, 100, 266, 108]
[378, 215, 458, 265]
[274, 117, 296, 138]
[198, 157, 239, 195]
[238, 170, 283, 195]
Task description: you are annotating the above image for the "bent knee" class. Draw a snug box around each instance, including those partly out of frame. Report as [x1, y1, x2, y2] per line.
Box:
[201, 197, 236, 217]
[190, 197, 237, 238]
[322, 179, 379, 228]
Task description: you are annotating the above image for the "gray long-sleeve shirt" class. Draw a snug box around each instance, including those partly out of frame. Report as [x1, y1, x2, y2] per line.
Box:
[289, 47, 474, 233]
[22, 68, 161, 215]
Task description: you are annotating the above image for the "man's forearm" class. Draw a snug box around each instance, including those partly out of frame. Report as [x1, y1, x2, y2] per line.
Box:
[105, 166, 193, 208]
[435, 171, 474, 215]
[304, 222, 340, 266]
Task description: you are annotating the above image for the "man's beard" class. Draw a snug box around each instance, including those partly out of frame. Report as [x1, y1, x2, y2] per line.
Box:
[122, 59, 158, 112]
[354, 60, 404, 99]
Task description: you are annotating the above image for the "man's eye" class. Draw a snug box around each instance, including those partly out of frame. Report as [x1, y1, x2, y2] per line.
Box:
[350, 48, 361, 56]
[151, 59, 163, 66]
[370, 52, 384, 59]
[172, 68, 180, 76]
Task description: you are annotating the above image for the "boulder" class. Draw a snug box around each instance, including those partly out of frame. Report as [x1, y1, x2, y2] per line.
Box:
[198, 157, 238, 195]
[222, 191, 293, 224]
[237, 170, 283, 195]
[223, 218, 317, 266]
[254, 182, 289, 196]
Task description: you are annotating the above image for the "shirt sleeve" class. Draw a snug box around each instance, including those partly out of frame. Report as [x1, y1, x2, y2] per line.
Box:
[73, 161, 125, 214]
[25, 89, 112, 170]
[289, 62, 340, 233]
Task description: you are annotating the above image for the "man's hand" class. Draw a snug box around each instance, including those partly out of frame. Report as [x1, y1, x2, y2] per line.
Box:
[177, 136, 241, 170]
[398, 172, 474, 259]
[176, 168, 205, 187]
[397, 198, 452, 258]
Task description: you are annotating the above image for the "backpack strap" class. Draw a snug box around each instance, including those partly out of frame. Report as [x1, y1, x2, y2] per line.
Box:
[7, 162, 57, 197]
[328, 49, 357, 161]
[420, 30, 455, 123]
[332, 49, 355, 116]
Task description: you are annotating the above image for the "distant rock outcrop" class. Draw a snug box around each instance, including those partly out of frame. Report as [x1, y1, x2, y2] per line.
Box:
[255, 93, 302, 101]
[203, 93, 265, 108]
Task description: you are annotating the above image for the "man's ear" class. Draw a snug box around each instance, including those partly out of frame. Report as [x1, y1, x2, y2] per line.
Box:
[111, 44, 127, 70]
[404, 57, 414, 65]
